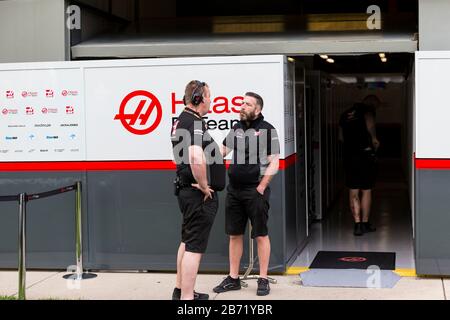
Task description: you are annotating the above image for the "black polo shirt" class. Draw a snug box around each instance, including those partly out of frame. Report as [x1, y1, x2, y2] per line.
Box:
[223, 115, 280, 187]
[171, 109, 225, 191]
[339, 103, 376, 154]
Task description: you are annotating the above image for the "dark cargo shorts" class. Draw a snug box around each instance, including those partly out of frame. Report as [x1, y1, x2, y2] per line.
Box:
[177, 187, 218, 253]
[225, 184, 271, 238]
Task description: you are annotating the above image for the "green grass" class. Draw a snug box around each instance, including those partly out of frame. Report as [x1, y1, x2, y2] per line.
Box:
[0, 295, 17, 300]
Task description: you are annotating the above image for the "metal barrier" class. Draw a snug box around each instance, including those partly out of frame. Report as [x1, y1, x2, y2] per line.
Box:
[239, 222, 277, 287]
[0, 181, 96, 300]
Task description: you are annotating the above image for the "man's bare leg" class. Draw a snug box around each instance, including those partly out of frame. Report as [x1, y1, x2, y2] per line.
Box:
[349, 189, 361, 222]
[361, 189, 372, 223]
[256, 236, 271, 279]
[229, 235, 244, 279]
[175, 242, 185, 289]
[180, 252, 202, 300]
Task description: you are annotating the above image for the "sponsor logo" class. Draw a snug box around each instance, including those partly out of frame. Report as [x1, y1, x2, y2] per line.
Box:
[69, 133, 76, 140]
[34, 124, 51, 127]
[62, 90, 79, 97]
[114, 90, 163, 135]
[65, 106, 74, 114]
[46, 135, 59, 140]
[5, 136, 18, 140]
[7, 124, 26, 128]
[70, 149, 79, 152]
[338, 257, 368, 263]
[45, 89, 54, 98]
[29, 134, 36, 140]
[60, 123, 79, 127]
[40, 149, 49, 152]
[2, 108, 18, 115]
[26, 106, 34, 115]
[0, 150, 9, 154]
[6, 90, 14, 99]
[28, 149, 35, 153]
[22, 91, 38, 98]
[41, 107, 58, 114]
[54, 149, 65, 153]
[14, 150, 24, 153]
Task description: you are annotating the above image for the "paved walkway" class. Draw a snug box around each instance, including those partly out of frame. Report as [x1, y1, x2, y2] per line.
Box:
[0, 271, 448, 300]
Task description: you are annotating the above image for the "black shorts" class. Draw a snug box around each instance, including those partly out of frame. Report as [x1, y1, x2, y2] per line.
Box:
[344, 151, 377, 190]
[177, 188, 218, 254]
[225, 184, 271, 238]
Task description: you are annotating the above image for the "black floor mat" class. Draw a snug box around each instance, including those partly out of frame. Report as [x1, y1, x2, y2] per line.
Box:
[309, 251, 396, 270]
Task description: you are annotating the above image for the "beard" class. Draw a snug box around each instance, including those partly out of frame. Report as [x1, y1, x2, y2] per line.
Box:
[240, 110, 256, 121]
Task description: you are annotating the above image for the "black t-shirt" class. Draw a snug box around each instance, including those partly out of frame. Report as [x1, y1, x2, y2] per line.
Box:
[223, 115, 280, 187]
[339, 103, 375, 153]
[171, 110, 225, 191]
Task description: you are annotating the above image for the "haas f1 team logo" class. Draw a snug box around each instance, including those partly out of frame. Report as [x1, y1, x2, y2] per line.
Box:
[114, 90, 162, 135]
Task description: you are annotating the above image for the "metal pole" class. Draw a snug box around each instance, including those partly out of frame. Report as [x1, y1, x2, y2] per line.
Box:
[240, 222, 258, 287]
[18, 193, 26, 300]
[75, 181, 83, 280]
[63, 182, 96, 281]
[240, 221, 277, 285]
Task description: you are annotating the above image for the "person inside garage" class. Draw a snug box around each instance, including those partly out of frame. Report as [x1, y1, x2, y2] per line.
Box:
[339, 95, 381, 236]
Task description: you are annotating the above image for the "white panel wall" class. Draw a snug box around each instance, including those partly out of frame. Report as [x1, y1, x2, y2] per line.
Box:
[0, 55, 291, 162]
[416, 52, 450, 158]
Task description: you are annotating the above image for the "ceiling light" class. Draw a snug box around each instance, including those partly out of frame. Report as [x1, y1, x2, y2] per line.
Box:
[379, 53, 386, 58]
[326, 58, 334, 63]
[320, 55, 328, 59]
[381, 57, 387, 63]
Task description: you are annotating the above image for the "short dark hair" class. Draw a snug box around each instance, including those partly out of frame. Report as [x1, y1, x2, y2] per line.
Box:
[245, 92, 264, 110]
[184, 80, 207, 105]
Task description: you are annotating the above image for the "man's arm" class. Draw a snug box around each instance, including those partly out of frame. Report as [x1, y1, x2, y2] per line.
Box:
[189, 145, 213, 200]
[257, 154, 280, 195]
[365, 113, 380, 151]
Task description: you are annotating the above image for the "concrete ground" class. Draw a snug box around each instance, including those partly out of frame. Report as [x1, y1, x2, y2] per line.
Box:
[0, 271, 448, 300]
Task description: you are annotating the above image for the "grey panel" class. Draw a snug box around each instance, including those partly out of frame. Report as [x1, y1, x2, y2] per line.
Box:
[0, 0, 67, 63]
[71, 33, 417, 59]
[0, 172, 87, 269]
[0, 170, 290, 272]
[419, 0, 450, 51]
[415, 170, 450, 276]
[86, 171, 286, 272]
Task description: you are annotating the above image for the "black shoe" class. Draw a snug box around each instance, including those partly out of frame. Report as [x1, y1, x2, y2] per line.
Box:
[362, 222, 376, 233]
[257, 278, 270, 296]
[213, 276, 241, 293]
[172, 288, 209, 300]
[353, 222, 363, 236]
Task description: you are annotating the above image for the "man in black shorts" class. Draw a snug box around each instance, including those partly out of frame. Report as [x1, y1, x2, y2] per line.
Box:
[213, 92, 280, 296]
[171, 80, 224, 300]
[339, 95, 381, 236]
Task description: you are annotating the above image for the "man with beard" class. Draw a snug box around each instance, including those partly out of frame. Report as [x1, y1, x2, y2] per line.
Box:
[213, 92, 280, 296]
